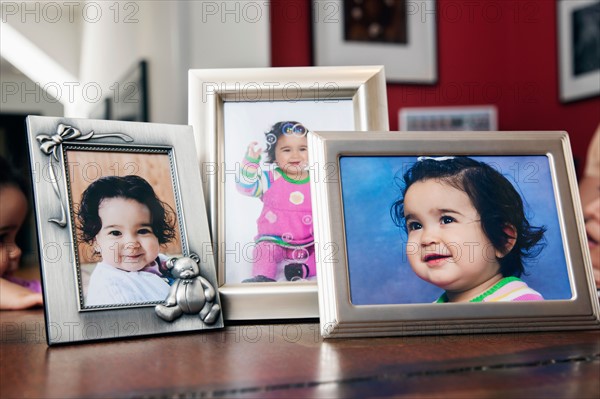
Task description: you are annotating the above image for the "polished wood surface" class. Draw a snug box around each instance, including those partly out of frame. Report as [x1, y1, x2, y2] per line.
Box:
[1, 309, 598, 398]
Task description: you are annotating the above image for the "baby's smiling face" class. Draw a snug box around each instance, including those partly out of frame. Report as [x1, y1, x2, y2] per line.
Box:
[93, 197, 160, 272]
[403, 179, 503, 300]
[274, 134, 309, 179]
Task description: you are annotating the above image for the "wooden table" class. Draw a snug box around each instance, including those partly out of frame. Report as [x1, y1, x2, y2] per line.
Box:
[1, 309, 598, 398]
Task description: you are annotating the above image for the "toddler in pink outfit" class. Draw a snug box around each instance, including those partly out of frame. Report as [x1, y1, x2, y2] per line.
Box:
[237, 122, 315, 282]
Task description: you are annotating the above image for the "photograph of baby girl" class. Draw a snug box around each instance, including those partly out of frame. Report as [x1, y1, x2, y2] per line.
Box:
[66, 150, 183, 308]
[224, 101, 355, 284]
[340, 155, 572, 304]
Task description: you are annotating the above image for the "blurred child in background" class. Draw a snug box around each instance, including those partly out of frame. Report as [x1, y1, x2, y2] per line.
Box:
[0, 156, 43, 310]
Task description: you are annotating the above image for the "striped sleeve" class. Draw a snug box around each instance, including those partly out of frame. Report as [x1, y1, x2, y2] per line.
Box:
[236, 154, 270, 198]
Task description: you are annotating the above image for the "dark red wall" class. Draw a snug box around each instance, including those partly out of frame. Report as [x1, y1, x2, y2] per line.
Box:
[270, 0, 600, 174]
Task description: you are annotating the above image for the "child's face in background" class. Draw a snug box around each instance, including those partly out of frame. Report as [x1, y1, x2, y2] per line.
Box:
[0, 185, 28, 276]
[403, 179, 503, 297]
[274, 134, 309, 177]
[93, 197, 160, 272]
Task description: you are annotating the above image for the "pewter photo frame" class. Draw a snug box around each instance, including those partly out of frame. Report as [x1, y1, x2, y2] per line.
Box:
[26, 116, 223, 345]
[189, 66, 389, 320]
[309, 131, 600, 338]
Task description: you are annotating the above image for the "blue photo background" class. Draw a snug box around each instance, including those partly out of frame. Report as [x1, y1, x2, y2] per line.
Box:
[339, 155, 572, 305]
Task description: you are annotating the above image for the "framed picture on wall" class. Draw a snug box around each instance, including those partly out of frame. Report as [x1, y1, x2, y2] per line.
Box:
[309, 131, 600, 338]
[26, 116, 223, 344]
[557, 0, 600, 102]
[313, 0, 437, 83]
[189, 66, 389, 320]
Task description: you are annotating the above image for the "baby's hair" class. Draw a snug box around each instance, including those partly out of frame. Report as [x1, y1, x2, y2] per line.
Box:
[78, 175, 176, 245]
[390, 157, 546, 277]
[263, 121, 307, 164]
[0, 155, 27, 194]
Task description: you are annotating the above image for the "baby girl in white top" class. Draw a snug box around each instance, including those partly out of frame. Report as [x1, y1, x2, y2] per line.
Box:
[78, 175, 176, 307]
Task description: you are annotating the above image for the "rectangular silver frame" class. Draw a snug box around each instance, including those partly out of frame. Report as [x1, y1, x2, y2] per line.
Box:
[309, 131, 600, 338]
[26, 116, 223, 344]
[189, 66, 389, 320]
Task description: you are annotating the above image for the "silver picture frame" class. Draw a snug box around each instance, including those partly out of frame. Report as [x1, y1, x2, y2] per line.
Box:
[189, 66, 389, 320]
[26, 116, 223, 345]
[308, 131, 600, 338]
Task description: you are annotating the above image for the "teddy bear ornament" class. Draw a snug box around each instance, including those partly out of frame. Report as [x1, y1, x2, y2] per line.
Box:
[155, 254, 221, 324]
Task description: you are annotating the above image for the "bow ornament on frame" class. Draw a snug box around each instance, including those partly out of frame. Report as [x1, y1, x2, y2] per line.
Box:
[37, 124, 95, 160]
[36, 123, 133, 227]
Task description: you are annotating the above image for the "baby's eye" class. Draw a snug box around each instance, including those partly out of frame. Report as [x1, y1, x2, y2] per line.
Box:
[108, 230, 122, 237]
[407, 221, 422, 231]
[440, 216, 456, 225]
[138, 228, 153, 235]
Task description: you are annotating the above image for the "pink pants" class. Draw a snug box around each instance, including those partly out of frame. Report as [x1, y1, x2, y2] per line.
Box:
[252, 241, 316, 280]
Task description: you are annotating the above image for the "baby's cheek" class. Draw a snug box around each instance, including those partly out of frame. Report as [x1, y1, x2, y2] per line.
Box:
[148, 239, 161, 258]
[406, 250, 421, 269]
[405, 240, 420, 257]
